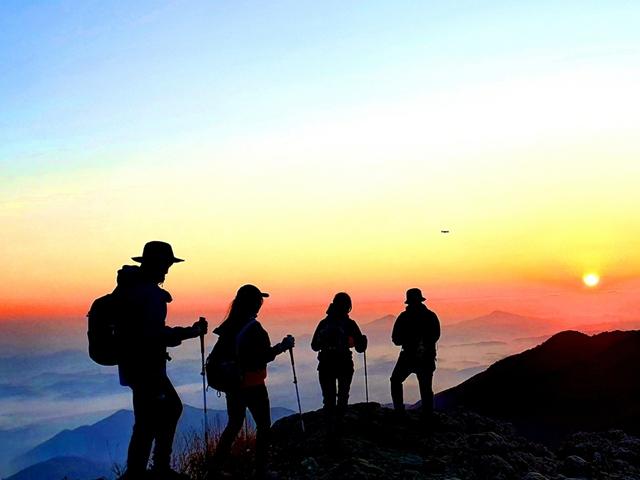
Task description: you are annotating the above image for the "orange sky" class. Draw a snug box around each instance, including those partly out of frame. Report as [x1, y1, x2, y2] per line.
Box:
[2, 2, 640, 335]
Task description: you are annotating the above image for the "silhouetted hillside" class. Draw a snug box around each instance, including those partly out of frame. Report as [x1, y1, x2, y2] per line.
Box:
[436, 330, 640, 442]
[5, 456, 111, 480]
[10, 405, 293, 475]
[267, 403, 640, 479]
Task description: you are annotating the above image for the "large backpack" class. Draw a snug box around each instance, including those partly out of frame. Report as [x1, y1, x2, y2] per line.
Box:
[205, 320, 256, 392]
[87, 291, 122, 366]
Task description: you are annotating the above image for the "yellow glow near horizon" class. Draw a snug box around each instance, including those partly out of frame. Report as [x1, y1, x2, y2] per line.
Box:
[2, 57, 640, 321]
[583, 273, 600, 288]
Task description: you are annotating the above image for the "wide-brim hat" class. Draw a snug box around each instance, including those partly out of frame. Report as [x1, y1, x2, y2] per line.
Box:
[405, 287, 426, 304]
[132, 241, 184, 264]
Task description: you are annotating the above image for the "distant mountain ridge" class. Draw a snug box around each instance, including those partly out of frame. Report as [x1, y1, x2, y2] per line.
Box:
[5, 456, 112, 480]
[436, 329, 640, 442]
[10, 405, 294, 478]
[442, 310, 558, 343]
[361, 310, 558, 346]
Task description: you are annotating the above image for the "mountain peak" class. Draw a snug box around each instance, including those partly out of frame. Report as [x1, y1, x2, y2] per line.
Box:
[488, 309, 521, 317]
[437, 329, 640, 441]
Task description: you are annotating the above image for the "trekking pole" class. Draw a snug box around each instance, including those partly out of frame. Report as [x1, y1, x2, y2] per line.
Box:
[288, 347, 305, 433]
[363, 350, 369, 404]
[199, 317, 209, 448]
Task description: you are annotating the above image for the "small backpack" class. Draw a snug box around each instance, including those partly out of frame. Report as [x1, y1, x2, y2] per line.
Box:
[205, 320, 256, 392]
[87, 292, 122, 366]
[320, 322, 351, 351]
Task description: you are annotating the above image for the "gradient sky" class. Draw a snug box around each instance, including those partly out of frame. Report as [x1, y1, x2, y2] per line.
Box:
[2, 1, 640, 330]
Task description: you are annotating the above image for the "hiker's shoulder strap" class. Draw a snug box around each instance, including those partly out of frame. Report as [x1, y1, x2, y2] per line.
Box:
[235, 319, 258, 348]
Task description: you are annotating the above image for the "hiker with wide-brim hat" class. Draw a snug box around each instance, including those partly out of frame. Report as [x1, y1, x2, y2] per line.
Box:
[208, 285, 294, 480]
[311, 292, 367, 441]
[390, 288, 441, 419]
[116, 241, 207, 480]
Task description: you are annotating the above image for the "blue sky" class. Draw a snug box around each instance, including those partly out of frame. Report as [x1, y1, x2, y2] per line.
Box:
[2, 1, 640, 324]
[3, 1, 639, 178]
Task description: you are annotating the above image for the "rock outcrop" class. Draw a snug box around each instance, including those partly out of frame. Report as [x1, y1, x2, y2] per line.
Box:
[268, 403, 640, 480]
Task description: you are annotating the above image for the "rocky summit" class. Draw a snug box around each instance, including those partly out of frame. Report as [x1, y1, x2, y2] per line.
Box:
[268, 403, 640, 480]
[435, 330, 640, 442]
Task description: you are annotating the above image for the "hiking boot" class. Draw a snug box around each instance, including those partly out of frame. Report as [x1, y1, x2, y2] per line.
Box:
[147, 467, 191, 480]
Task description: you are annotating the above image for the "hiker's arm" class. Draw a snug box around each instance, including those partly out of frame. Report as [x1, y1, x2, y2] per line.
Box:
[352, 321, 367, 353]
[252, 327, 279, 364]
[311, 322, 324, 352]
[162, 326, 190, 347]
[391, 315, 405, 346]
[163, 319, 208, 347]
[431, 314, 441, 343]
[271, 333, 295, 357]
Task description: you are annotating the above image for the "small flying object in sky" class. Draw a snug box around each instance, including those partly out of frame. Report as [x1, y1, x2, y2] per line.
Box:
[441, 230, 450, 234]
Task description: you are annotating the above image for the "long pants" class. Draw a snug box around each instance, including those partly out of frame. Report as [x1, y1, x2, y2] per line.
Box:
[318, 367, 354, 415]
[213, 384, 271, 473]
[318, 364, 354, 441]
[390, 351, 435, 414]
[126, 375, 183, 474]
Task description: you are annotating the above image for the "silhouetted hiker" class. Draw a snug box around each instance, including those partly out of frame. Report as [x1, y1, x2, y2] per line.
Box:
[311, 292, 367, 442]
[116, 241, 208, 480]
[390, 288, 440, 419]
[208, 285, 295, 480]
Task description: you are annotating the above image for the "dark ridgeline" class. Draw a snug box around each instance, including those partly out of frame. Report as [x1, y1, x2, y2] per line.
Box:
[435, 329, 640, 443]
[311, 292, 368, 446]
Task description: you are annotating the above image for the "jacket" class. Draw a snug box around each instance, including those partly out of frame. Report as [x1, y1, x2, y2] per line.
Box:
[213, 316, 279, 387]
[115, 265, 197, 386]
[311, 314, 366, 369]
[391, 303, 441, 360]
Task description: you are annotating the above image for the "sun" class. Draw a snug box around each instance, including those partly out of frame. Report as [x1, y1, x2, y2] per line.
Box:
[582, 273, 600, 288]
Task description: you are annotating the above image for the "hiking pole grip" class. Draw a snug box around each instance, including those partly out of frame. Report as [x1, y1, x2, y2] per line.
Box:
[288, 347, 305, 433]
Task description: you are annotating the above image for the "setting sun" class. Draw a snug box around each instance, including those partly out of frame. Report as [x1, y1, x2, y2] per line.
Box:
[583, 273, 600, 288]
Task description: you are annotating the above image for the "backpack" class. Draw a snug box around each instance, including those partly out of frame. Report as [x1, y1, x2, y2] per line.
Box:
[87, 292, 122, 366]
[319, 321, 351, 351]
[205, 320, 256, 392]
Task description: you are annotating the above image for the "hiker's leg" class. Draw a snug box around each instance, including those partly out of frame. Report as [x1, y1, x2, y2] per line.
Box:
[335, 367, 354, 438]
[336, 367, 354, 414]
[126, 384, 156, 475]
[390, 352, 412, 412]
[417, 362, 435, 416]
[151, 376, 183, 470]
[246, 384, 271, 475]
[319, 367, 338, 440]
[318, 367, 337, 414]
[212, 390, 247, 465]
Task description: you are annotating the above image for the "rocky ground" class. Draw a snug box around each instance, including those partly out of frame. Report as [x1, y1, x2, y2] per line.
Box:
[268, 403, 640, 480]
